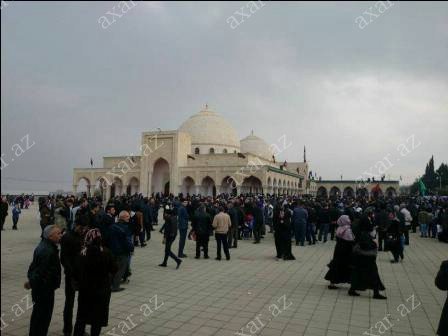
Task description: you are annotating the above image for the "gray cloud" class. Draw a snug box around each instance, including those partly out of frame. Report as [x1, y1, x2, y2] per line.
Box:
[1, 1, 447, 192]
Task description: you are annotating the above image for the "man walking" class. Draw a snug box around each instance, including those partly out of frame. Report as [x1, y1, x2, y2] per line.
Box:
[26, 225, 62, 336]
[12, 203, 21, 230]
[159, 205, 182, 269]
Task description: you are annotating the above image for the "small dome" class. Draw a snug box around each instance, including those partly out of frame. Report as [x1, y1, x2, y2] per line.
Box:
[240, 131, 273, 160]
[179, 107, 240, 153]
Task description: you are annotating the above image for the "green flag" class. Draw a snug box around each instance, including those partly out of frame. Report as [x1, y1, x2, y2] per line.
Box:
[418, 179, 427, 196]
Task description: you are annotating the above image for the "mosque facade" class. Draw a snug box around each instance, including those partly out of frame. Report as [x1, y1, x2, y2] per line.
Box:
[73, 107, 399, 200]
[73, 107, 310, 200]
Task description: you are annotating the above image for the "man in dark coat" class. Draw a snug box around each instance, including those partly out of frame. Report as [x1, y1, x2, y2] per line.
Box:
[26, 225, 62, 336]
[0, 196, 9, 230]
[252, 202, 264, 244]
[227, 201, 240, 248]
[177, 200, 189, 257]
[192, 204, 212, 258]
[108, 211, 133, 292]
[159, 206, 182, 268]
[60, 222, 87, 336]
[292, 200, 308, 246]
[328, 204, 341, 240]
[100, 204, 116, 247]
[436, 260, 448, 336]
[142, 198, 153, 241]
[39, 201, 52, 234]
[375, 203, 390, 251]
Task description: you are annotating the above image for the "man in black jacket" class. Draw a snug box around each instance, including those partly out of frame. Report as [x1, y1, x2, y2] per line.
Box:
[375, 203, 390, 251]
[436, 260, 448, 336]
[0, 196, 8, 230]
[227, 201, 240, 248]
[109, 211, 133, 292]
[25, 225, 62, 336]
[192, 204, 212, 258]
[252, 202, 264, 244]
[159, 206, 182, 269]
[60, 222, 87, 336]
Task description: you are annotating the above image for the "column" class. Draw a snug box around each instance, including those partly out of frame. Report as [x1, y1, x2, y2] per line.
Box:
[73, 185, 78, 195]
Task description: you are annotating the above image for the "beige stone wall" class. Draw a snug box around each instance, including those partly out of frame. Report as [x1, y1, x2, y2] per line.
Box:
[138, 130, 192, 196]
[316, 180, 400, 196]
[103, 156, 141, 169]
[74, 130, 309, 198]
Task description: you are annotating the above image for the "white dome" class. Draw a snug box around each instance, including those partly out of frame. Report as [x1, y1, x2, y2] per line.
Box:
[179, 108, 240, 153]
[240, 131, 273, 160]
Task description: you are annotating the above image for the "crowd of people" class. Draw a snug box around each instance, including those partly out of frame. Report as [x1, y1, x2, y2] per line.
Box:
[1, 191, 447, 335]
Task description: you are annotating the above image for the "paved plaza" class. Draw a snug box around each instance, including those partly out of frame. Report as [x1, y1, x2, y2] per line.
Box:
[1, 206, 446, 336]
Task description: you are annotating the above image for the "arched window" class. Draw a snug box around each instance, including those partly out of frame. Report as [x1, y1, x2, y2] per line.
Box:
[209, 148, 215, 154]
[195, 147, 200, 154]
[223, 149, 228, 154]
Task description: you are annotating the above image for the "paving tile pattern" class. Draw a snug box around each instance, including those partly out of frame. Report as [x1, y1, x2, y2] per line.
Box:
[1, 206, 446, 336]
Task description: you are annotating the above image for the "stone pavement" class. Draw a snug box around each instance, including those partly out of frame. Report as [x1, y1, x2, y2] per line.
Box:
[1, 205, 446, 336]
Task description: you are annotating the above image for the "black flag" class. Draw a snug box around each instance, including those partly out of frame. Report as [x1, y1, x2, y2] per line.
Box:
[90, 158, 93, 167]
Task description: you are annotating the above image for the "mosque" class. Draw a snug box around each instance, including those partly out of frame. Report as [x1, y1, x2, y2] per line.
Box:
[73, 106, 312, 200]
[73, 106, 399, 200]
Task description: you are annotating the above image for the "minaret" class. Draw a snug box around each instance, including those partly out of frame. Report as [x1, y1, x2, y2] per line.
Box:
[303, 146, 306, 162]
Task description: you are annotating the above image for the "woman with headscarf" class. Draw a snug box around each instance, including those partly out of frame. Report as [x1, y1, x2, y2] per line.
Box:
[325, 215, 355, 289]
[73, 229, 117, 336]
[273, 203, 295, 260]
[349, 212, 387, 299]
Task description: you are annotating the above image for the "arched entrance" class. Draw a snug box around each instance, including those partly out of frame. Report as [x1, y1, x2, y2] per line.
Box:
[221, 176, 237, 196]
[181, 177, 195, 195]
[386, 187, 396, 198]
[356, 188, 368, 198]
[317, 186, 327, 198]
[111, 177, 123, 197]
[95, 178, 106, 200]
[127, 177, 139, 195]
[201, 176, 216, 197]
[242, 176, 263, 194]
[77, 177, 90, 196]
[152, 158, 170, 195]
[343, 187, 354, 198]
[329, 186, 341, 198]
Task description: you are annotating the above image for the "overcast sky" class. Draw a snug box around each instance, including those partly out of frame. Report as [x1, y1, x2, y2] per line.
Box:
[1, 1, 447, 193]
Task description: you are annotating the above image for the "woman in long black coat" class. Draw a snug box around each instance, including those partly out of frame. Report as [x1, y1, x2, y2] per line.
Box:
[273, 204, 295, 260]
[349, 213, 387, 299]
[74, 229, 117, 336]
[325, 215, 355, 289]
[436, 260, 448, 336]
